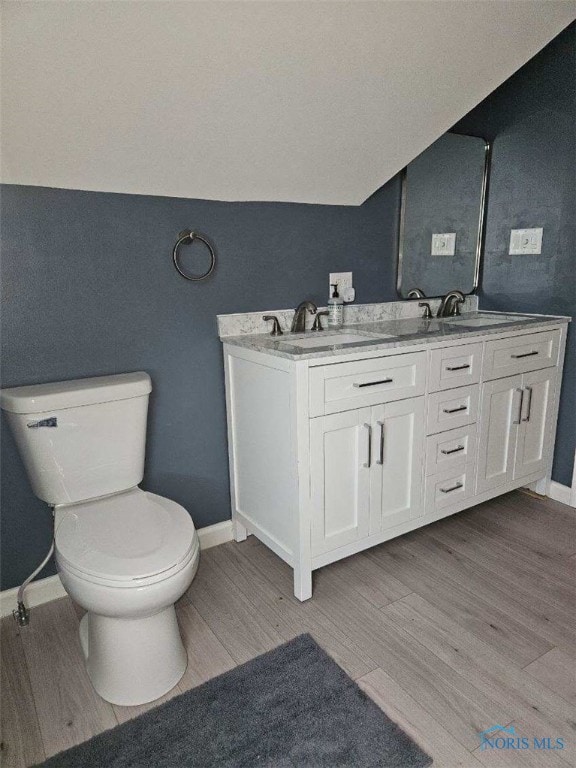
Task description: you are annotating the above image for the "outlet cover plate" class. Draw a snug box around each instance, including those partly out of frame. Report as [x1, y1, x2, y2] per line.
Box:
[431, 233, 456, 256]
[509, 228, 543, 255]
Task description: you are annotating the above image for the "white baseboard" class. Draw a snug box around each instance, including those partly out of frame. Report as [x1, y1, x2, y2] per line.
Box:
[548, 481, 574, 507]
[0, 519, 234, 618]
[197, 519, 234, 549]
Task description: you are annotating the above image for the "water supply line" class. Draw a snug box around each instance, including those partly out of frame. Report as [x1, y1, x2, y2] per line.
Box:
[13, 538, 55, 626]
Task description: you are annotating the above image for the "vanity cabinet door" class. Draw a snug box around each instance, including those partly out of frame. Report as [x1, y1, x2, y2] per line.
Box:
[310, 408, 371, 556]
[370, 397, 425, 534]
[477, 375, 522, 494]
[514, 368, 556, 480]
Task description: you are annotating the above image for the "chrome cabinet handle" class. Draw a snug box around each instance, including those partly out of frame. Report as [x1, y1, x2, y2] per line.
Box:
[511, 351, 538, 359]
[443, 405, 467, 414]
[440, 482, 463, 494]
[522, 386, 533, 422]
[376, 421, 385, 465]
[354, 378, 393, 388]
[441, 445, 465, 455]
[446, 364, 470, 371]
[513, 387, 524, 424]
[363, 423, 372, 468]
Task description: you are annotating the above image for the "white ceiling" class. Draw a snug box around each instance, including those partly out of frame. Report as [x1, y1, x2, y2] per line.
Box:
[2, 1, 575, 205]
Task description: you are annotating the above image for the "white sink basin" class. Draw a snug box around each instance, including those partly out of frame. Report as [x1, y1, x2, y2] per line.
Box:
[285, 333, 385, 349]
[445, 315, 516, 327]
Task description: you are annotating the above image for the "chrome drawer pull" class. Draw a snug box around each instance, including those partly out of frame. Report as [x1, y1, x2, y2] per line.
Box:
[354, 378, 393, 388]
[446, 364, 470, 371]
[441, 445, 465, 455]
[443, 405, 467, 414]
[440, 482, 463, 494]
[363, 423, 372, 468]
[511, 351, 538, 358]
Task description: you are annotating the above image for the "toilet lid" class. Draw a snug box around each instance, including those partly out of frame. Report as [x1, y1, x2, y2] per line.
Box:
[55, 489, 196, 582]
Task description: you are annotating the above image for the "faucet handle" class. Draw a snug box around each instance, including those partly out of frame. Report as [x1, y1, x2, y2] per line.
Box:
[449, 297, 465, 316]
[311, 311, 330, 331]
[263, 315, 283, 336]
[418, 302, 433, 319]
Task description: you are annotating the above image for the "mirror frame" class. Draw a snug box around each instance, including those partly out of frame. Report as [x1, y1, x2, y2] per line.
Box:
[396, 134, 492, 299]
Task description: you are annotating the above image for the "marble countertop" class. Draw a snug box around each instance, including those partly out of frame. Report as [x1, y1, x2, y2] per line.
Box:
[219, 312, 570, 361]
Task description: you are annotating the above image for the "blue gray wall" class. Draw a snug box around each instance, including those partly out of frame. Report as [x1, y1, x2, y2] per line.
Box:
[0, 182, 400, 589]
[454, 21, 575, 487]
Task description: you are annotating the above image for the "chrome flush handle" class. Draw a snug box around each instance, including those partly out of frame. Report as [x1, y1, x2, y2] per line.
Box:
[27, 417, 58, 428]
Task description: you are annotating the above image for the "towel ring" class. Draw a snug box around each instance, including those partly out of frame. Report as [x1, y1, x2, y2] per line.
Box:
[172, 230, 216, 281]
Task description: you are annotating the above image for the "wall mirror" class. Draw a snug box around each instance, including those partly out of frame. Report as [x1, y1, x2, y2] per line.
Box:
[396, 132, 490, 299]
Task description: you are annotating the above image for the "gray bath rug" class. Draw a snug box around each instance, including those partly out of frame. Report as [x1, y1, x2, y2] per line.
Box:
[37, 633, 432, 767]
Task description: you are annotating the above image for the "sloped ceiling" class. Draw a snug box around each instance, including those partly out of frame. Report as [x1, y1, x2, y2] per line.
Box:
[2, 2, 575, 205]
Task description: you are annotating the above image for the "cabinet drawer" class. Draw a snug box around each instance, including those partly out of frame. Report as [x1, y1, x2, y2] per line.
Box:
[425, 462, 476, 515]
[309, 351, 426, 416]
[426, 385, 479, 434]
[483, 330, 560, 381]
[425, 425, 477, 476]
[429, 343, 482, 392]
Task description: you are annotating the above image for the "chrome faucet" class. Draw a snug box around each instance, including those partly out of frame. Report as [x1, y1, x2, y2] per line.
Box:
[291, 301, 317, 333]
[437, 290, 465, 318]
[407, 288, 426, 299]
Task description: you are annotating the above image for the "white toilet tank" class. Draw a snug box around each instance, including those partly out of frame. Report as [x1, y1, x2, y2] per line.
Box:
[0, 372, 152, 505]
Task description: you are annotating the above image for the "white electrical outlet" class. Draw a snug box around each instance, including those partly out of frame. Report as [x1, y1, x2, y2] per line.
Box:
[431, 233, 456, 256]
[329, 272, 354, 302]
[509, 228, 543, 255]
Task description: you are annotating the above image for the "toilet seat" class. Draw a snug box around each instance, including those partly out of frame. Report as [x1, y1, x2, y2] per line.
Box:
[55, 488, 197, 586]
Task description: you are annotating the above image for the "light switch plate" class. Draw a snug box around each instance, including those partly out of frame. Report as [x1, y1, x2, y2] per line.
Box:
[509, 228, 543, 255]
[431, 233, 456, 256]
[329, 272, 354, 302]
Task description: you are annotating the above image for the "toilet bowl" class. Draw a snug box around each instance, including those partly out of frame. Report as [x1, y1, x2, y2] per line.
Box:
[0, 372, 201, 707]
[55, 488, 200, 706]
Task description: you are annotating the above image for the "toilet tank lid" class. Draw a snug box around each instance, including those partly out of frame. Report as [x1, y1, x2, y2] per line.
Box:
[0, 372, 152, 414]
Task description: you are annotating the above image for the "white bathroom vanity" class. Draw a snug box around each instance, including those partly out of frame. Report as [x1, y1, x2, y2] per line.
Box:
[219, 305, 569, 600]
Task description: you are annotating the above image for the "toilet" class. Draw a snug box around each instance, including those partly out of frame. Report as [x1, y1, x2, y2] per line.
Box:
[0, 372, 200, 706]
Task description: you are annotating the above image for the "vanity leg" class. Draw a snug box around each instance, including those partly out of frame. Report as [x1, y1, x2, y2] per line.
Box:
[532, 477, 550, 496]
[294, 565, 312, 601]
[233, 518, 247, 542]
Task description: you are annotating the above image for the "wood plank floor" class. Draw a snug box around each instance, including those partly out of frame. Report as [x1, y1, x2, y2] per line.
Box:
[1, 490, 574, 767]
